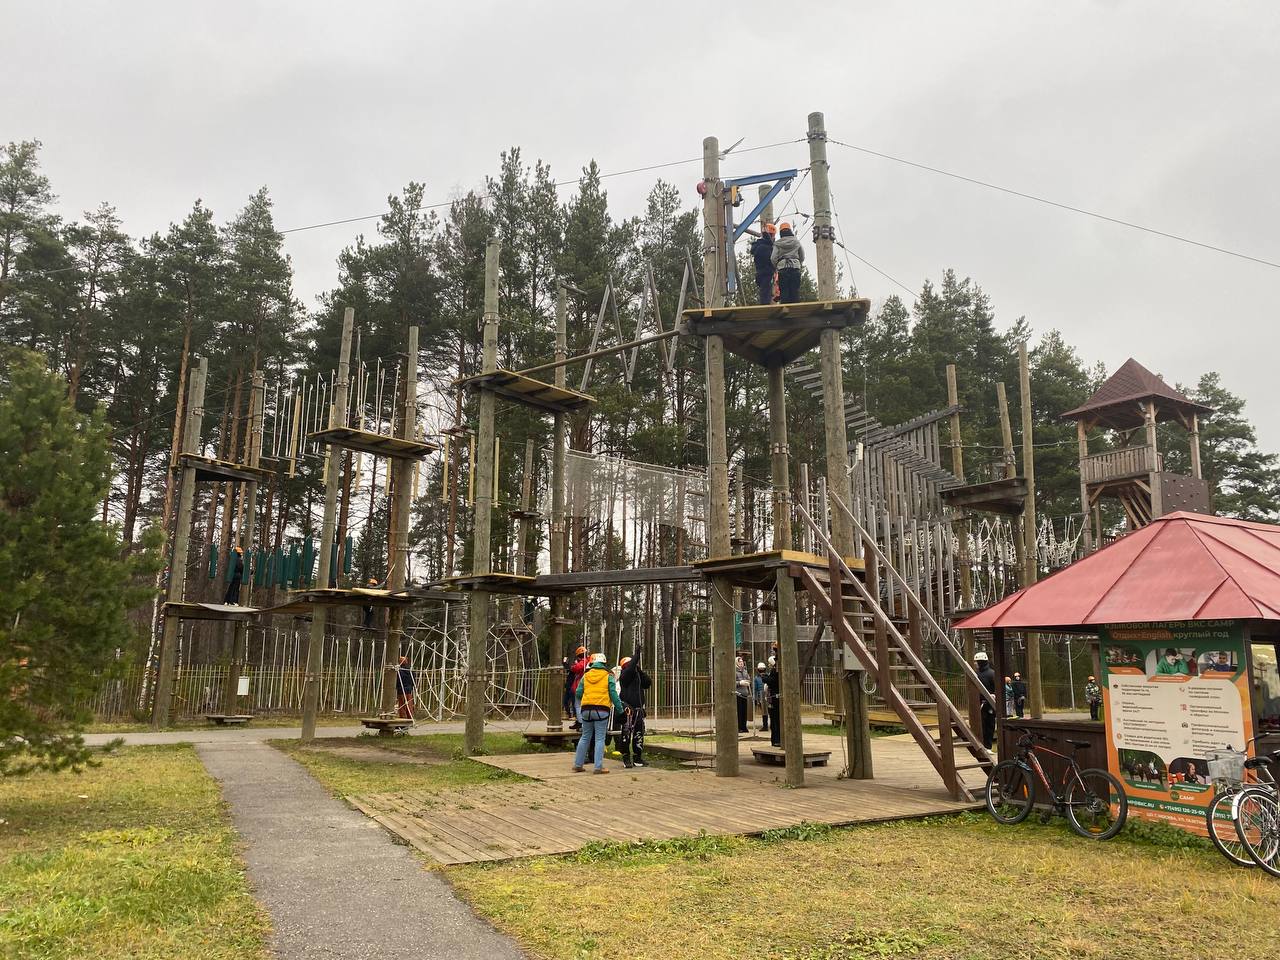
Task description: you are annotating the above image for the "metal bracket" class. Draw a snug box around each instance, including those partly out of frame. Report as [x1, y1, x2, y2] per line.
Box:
[812, 224, 836, 242]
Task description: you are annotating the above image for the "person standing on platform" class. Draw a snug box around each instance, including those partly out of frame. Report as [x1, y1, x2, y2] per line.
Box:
[361, 577, 380, 629]
[1011, 672, 1027, 719]
[574, 653, 626, 774]
[618, 649, 651, 768]
[754, 662, 769, 732]
[750, 222, 777, 305]
[974, 651, 997, 750]
[223, 545, 244, 605]
[568, 645, 589, 731]
[765, 655, 782, 747]
[395, 656, 416, 720]
[770, 222, 805, 304]
[1085, 675, 1103, 721]
[735, 655, 751, 733]
[1003, 676, 1015, 718]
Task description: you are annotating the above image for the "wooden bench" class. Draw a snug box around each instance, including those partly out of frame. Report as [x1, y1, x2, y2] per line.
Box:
[823, 711, 844, 726]
[359, 717, 414, 736]
[521, 728, 582, 748]
[751, 745, 832, 768]
[205, 714, 254, 726]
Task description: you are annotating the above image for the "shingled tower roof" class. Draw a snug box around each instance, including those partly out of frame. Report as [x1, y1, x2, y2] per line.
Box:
[1060, 357, 1213, 430]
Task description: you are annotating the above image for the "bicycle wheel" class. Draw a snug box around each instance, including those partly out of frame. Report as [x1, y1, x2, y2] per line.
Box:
[985, 760, 1033, 824]
[1234, 788, 1280, 878]
[1064, 768, 1128, 840]
[1205, 789, 1254, 867]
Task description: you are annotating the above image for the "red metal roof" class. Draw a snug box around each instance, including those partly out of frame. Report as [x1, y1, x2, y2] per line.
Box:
[955, 512, 1280, 630]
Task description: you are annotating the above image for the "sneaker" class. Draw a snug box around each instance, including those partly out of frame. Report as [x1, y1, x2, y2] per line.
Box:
[623, 761, 635, 769]
[593, 768, 609, 775]
[572, 765, 585, 772]
[633, 760, 646, 767]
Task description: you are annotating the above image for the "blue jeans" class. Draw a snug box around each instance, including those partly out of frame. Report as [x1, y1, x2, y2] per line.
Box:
[575, 708, 610, 769]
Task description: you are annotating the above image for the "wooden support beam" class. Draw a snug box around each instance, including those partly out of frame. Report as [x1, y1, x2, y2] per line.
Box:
[222, 370, 264, 715]
[1018, 344, 1043, 719]
[546, 282, 569, 731]
[302, 308, 353, 741]
[382, 324, 418, 715]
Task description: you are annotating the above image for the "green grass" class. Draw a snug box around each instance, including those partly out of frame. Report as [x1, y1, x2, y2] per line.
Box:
[84, 715, 347, 734]
[0, 744, 270, 960]
[273, 732, 544, 796]
[449, 811, 1280, 960]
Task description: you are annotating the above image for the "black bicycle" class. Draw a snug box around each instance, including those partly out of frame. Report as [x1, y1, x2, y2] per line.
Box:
[986, 727, 1128, 840]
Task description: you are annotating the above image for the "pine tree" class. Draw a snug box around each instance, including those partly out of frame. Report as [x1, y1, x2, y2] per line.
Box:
[0, 349, 160, 775]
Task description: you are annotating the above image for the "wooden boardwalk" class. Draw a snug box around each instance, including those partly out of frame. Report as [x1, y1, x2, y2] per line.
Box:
[348, 736, 980, 865]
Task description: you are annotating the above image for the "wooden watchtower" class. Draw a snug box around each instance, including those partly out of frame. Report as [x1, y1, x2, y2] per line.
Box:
[1062, 358, 1213, 551]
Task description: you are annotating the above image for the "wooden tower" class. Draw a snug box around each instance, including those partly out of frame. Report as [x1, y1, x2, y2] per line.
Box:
[1062, 358, 1213, 551]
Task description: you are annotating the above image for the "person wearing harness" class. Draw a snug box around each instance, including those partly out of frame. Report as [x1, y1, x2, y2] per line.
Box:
[574, 653, 626, 774]
[770, 222, 804, 304]
[567, 645, 589, 731]
[750, 222, 777, 304]
[618, 648, 651, 768]
[975, 651, 997, 749]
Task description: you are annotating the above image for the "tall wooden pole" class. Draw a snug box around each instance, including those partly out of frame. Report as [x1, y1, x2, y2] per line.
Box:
[465, 239, 501, 755]
[702, 135, 738, 777]
[547, 281, 568, 730]
[223, 370, 264, 714]
[302, 309, 353, 740]
[152, 356, 207, 727]
[382, 325, 418, 714]
[1077, 420, 1094, 553]
[1145, 400, 1162, 518]
[997, 381, 1026, 579]
[947, 364, 979, 734]
[1018, 343, 1042, 718]
[1189, 413, 1203, 481]
[809, 110, 871, 773]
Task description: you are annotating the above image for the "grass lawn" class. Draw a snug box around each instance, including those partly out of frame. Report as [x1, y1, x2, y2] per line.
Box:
[0, 744, 270, 960]
[84, 715, 347, 734]
[273, 731, 546, 796]
[449, 812, 1280, 960]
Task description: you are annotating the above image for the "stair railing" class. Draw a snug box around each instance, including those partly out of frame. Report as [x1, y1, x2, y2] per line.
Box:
[829, 491, 998, 714]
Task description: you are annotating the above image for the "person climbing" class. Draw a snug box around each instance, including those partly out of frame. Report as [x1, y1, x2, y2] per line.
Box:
[765, 655, 782, 747]
[974, 651, 997, 750]
[1011, 671, 1027, 719]
[735, 655, 751, 733]
[395, 655, 416, 719]
[568, 645, 589, 731]
[223, 545, 244, 605]
[618, 648, 651, 768]
[1085, 675, 1103, 721]
[754, 662, 769, 732]
[750, 222, 777, 305]
[770, 222, 805, 304]
[574, 653, 626, 774]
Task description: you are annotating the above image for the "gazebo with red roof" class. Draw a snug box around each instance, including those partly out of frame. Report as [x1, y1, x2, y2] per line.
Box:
[956, 511, 1280, 791]
[1064, 358, 1213, 551]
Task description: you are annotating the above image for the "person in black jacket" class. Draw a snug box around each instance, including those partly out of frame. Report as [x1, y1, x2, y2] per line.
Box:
[750, 223, 777, 305]
[1011, 671, 1027, 719]
[975, 651, 997, 749]
[617, 648, 652, 768]
[223, 545, 244, 605]
[764, 655, 782, 747]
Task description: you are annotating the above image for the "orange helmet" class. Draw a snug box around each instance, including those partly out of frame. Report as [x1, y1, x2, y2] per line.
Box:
[763, 223, 777, 235]
[778, 222, 792, 232]
[575, 645, 587, 656]
[619, 656, 632, 668]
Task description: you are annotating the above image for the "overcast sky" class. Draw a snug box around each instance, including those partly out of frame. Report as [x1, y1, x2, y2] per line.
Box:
[7, 2, 1279, 449]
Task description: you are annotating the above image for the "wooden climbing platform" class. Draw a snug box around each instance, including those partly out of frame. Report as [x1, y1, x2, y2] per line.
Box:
[694, 549, 864, 590]
[457, 368, 596, 415]
[163, 601, 259, 622]
[308, 426, 438, 460]
[174, 452, 272, 484]
[347, 737, 978, 866]
[438, 571, 578, 596]
[680, 298, 869, 367]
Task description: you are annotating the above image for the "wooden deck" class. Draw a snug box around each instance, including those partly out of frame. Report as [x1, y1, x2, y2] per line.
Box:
[348, 734, 979, 865]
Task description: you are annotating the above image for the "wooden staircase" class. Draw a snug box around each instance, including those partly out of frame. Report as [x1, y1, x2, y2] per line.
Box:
[794, 495, 996, 801]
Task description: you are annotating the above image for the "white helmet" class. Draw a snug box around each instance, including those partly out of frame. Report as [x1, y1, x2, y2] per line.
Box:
[767, 656, 777, 667]
[757, 662, 766, 670]
[973, 651, 989, 662]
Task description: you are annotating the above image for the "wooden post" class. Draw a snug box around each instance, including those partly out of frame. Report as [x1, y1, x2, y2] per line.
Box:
[768, 361, 804, 786]
[223, 370, 263, 714]
[382, 325, 418, 714]
[1077, 418, 1094, 552]
[547, 282, 568, 730]
[1145, 400, 1163, 518]
[1018, 343, 1042, 719]
[465, 239, 501, 755]
[1189, 412, 1203, 481]
[152, 357, 207, 727]
[702, 135, 738, 777]
[998, 381, 1026, 579]
[946, 365, 979, 732]
[302, 308, 353, 740]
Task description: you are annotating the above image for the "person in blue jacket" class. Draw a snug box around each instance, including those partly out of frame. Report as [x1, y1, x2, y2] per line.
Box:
[750, 222, 777, 304]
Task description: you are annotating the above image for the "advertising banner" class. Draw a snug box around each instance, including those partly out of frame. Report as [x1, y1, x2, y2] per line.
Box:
[1101, 620, 1252, 834]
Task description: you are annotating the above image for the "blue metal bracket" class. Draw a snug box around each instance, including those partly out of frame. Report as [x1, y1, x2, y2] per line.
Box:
[723, 168, 799, 190]
[731, 177, 794, 242]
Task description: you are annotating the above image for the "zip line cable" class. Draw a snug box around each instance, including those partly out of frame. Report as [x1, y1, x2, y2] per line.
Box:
[828, 137, 1280, 271]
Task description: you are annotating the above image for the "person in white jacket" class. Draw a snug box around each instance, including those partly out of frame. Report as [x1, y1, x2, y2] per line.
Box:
[770, 222, 805, 303]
